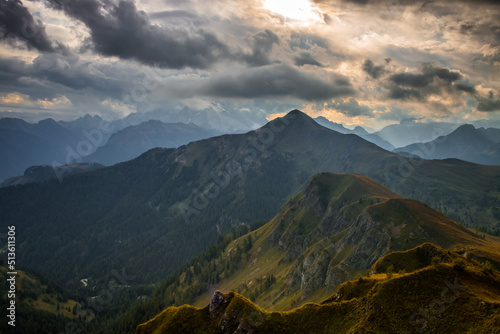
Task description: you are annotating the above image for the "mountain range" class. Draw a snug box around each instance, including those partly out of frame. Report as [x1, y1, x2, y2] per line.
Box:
[2, 110, 499, 184]
[1, 110, 499, 293]
[84, 120, 218, 166]
[395, 124, 500, 165]
[0, 115, 219, 181]
[374, 119, 460, 148]
[0, 117, 91, 182]
[314, 116, 395, 151]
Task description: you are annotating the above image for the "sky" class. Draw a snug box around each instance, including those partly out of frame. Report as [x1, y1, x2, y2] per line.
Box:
[0, 0, 499, 130]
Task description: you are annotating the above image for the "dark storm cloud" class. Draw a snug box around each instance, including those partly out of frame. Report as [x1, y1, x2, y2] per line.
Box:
[389, 72, 432, 88]
[149, 10, 204, 23]
[47, 0, 229, 69]
[325, 97, 373, 117]
[240, 30, 280, 66]
[387, 64, 463, 100]
[362, 59, 385, 79]
[388, 87, 423, 100]
[198, 64, 355, 100]
[0, 54, 133, 100]
[477, 92, 500, 112]
[0, 0, 57, 52]
[454, 82, 476, 94]
[294, 52, 323, 67]
[422, 64, 462, 83]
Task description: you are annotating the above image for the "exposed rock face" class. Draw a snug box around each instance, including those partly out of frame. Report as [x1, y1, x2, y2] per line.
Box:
[263, 173, 476, 302]
[209, 291, 264, 334]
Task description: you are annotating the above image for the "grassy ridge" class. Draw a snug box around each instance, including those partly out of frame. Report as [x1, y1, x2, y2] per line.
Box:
[137, 244, 500, 333]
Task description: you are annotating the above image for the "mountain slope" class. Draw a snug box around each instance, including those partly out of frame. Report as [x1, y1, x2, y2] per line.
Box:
[1, 110, 499, 290]
[0, 265, 82, 334]
[136, 244, 500, 334]
[395, 124, 500, 165]
[85, 120, 218, 166]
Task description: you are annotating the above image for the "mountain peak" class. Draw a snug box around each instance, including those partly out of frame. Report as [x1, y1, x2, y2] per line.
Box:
[448, 123, 489, 141]
[455, 123, 475, 132]
[287, 109, 306, 117]
[273, 109, 323, 130]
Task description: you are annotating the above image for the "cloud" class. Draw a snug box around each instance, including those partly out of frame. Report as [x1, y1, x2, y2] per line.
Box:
[195, 64, 355, 100]
[389, 73, 433, 88]
[388, 87, 423, 100]
[422, 64, 462, 83]
[387, 64, 463, 100]
[239, 29, 280, 66]
[288, 32, 329, 51]
[362, 59, 385, 79]
[325, 97, 373, 117]
[47, 0, 230, 69]
[294, 52, 323, 67]
[0, 53, 160, 119]
[477, 92, 500, 112]
[0, 0, 57, 52]
[454, 82, 476, 94]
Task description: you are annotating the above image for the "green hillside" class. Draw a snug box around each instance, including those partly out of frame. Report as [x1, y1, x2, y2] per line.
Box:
[0, 265, 82, 334]
[137, 243, 500, 334]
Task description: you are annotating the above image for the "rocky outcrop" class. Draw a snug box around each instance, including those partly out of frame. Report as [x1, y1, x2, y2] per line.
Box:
[209, 291, 265, 334]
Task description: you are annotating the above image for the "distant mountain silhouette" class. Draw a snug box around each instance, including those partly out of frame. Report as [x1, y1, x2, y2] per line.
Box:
[85, 120, 219, 166]
[395, 124, 500, 165]
[0, 117, 95, 181]
[58, 114, 105, 130]
[479, 127, 500, 144]
[375, 119, 459, 148]
[314, 116, 394, 151]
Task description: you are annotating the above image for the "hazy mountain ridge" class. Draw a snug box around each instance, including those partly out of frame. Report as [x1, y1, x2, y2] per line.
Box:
[0, 117, 102, 181]
[84, 120, 219, 166]
[314, 116, 395, 151]
[111, 106, 268, 134]
[0, 114, 219, 182]
[395, 124, 500, 165]
[374, 119, 460, 148]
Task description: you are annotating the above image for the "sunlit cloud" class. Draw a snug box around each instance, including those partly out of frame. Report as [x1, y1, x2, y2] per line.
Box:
[263, 0, 323, 24]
